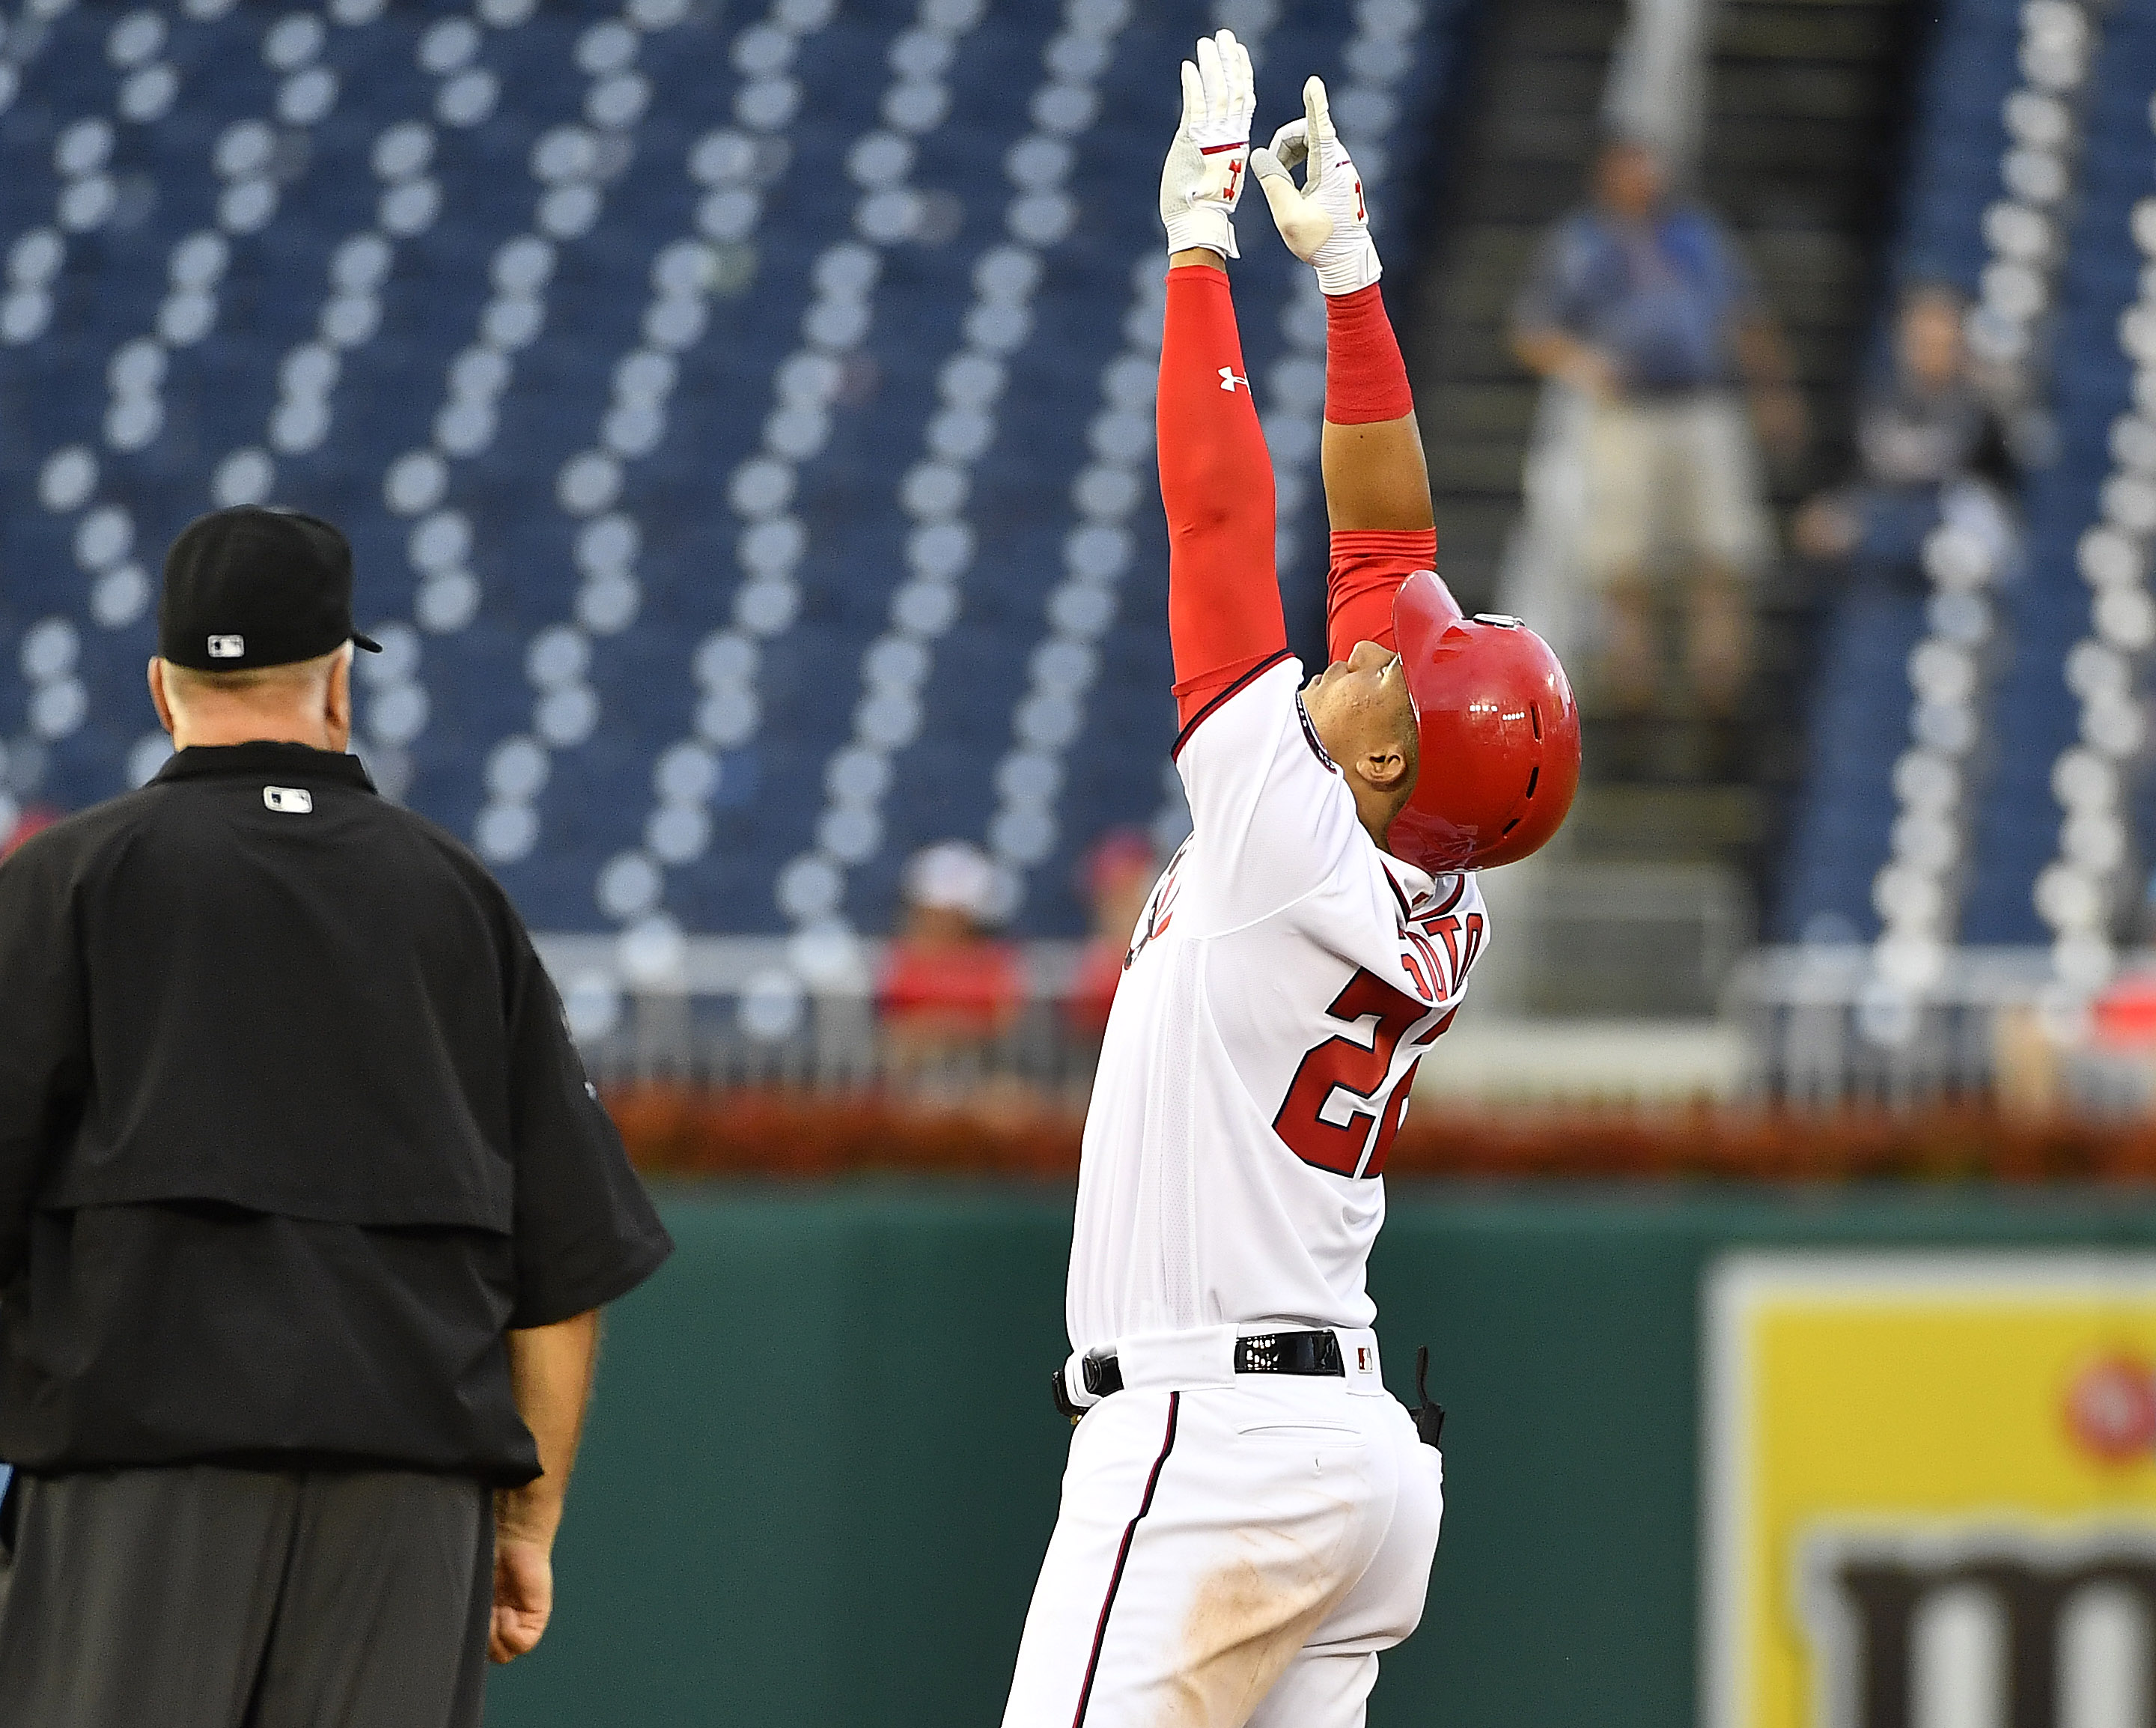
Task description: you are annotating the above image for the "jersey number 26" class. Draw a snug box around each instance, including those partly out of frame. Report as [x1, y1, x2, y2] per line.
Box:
[1272, 970, 1450, 1179]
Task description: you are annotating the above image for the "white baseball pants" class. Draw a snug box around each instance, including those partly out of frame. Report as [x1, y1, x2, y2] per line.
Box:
[1000, 1354, 1443, 1728]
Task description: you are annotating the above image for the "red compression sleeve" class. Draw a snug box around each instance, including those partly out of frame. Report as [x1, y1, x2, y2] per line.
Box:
[1158, 265, 1287, 732]
[1324, 283, 1413, 425]
[1328, 528, 1437, 663]
[1323, 283, 1428, 662]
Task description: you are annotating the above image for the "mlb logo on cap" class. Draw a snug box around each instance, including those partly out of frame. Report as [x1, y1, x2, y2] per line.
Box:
[158, 506, 381, 672]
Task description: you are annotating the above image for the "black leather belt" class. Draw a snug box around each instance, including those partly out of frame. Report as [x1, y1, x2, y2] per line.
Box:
[1053, 1329, 1343, 1419]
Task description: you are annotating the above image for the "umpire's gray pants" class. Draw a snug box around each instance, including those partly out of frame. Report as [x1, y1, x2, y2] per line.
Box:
[0, 1464, 491, 1727]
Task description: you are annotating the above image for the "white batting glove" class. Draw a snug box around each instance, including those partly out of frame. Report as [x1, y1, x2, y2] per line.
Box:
[1158, 28, 1255, 261]
[1249, 76, 1381, 295]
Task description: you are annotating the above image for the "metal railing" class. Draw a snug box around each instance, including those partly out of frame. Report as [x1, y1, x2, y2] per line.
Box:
[536, 932, 1106, 1099]
[1726, 945, 2153, 1116]
[538, 933, 2156, 1119]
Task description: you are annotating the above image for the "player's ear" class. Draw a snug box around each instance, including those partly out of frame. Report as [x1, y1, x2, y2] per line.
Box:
[1368, 704, 1421, 795]
[1358, 739, 1410, 794]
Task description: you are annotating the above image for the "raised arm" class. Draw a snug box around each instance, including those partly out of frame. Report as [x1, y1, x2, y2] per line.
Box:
[1160, 258, 1286, 729]
[1155, 32, 1286, 733]
[1252, 78, 1439, 663]
[1321, 289, 1431, 536]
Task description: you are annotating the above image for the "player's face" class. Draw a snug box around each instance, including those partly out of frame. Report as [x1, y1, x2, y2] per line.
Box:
[1900, 291, 1964, 389]
[1304, 638, 1401, 709]
[1303, 641, 1416, 784]
[1596, 142, 1664, 220]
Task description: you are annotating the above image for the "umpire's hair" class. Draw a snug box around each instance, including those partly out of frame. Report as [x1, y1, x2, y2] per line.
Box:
[159, 643, 349, 701]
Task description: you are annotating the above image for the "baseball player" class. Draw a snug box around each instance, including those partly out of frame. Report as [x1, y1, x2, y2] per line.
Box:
[999, 35, 1579, 1728]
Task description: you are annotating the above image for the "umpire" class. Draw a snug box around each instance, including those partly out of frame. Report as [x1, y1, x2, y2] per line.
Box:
[0, 507, 672, 1725]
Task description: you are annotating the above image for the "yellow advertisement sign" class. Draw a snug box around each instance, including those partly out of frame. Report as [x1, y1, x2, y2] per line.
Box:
[1702, 1254, 2156, 1728]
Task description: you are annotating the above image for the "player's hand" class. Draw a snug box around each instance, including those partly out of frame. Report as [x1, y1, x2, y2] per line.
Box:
[489, 1533, 554, 1663]
[1249, 76, 1381, 296]
[1158, 28, 1255, 260]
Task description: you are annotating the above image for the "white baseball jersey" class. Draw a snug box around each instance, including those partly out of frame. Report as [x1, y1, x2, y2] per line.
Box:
[1066, 657, 1487, 1354]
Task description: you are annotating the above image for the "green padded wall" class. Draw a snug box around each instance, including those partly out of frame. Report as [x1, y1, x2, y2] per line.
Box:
[484, 1182, 2156, 1727]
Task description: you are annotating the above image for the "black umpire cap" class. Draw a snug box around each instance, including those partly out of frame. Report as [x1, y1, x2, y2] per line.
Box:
[158, 505, 383, 672]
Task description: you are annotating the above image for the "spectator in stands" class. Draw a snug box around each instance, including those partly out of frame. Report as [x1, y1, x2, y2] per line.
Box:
[0, 805, 58, 860]
[878, 840, 1024, 1068]
[1793, 282, 2014, 579]
[1063, 829, 1159, 1043]
[1512, 136, 1805, 720]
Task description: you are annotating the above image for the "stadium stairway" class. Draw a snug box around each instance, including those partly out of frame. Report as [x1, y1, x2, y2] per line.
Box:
[1404, 0, 1626, 618]
[1407, 0, 1927, 1011]
[1693, 0, 1930, 827]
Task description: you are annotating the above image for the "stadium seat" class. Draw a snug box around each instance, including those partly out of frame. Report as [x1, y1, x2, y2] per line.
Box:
[0, 0, 1474, 949]
[1773, 0, 2132, 990]
[1960, 0, 2156, 973]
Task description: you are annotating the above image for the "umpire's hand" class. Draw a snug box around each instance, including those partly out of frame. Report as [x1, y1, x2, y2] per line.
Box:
[490, 1534, 553, 1662]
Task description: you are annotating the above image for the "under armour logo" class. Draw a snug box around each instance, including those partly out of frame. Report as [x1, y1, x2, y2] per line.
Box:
[1219, 367, 1247, 392]
[1224, 156, 1243, 200]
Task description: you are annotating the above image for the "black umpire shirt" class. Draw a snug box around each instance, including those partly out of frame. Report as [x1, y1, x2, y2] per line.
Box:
[0, 742, 672, 1485]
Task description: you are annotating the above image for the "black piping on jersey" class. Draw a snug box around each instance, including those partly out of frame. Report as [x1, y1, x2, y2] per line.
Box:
[1426, 874, 1467, 919]
[1170, 650, 1294, 760]
[1294, 693, 1336, 771]
[1390, 866, 1472, 928]
[1070, 1392, 1181, 1728]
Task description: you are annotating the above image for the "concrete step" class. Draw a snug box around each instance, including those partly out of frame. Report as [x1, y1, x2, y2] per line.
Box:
[1715, 1, 1906, 64]
[1471, 857, 1756, 1015]
[1565, 782, 1767, 861]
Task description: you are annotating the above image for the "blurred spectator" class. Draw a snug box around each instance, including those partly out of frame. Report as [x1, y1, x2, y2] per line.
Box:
[1064, 829, 1160, 1042]
[1793, 284, 2014, 579]
[2092, 972, 2156, 1049]
[1512, 136, 1805, 718]
[1, 803, 60, 860]
[1998, 972, 2156, 1122]
[877, 841, 1023, 1066]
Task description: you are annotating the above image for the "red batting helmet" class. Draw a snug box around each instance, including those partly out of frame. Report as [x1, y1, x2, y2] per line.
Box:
[1385, 570, 1580, 873]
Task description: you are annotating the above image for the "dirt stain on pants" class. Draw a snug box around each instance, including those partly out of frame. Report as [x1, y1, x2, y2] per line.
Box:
[1157, 1551, 1340, 1728]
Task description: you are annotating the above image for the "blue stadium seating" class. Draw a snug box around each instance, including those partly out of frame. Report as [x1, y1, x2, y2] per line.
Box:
[1773, 0, 2152, 966]
[0, 0, 1474, 946]
[1961, 0, 2156, 948]
[1773, 577, 1929, 943]
[1892, 0, 2025, 296]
